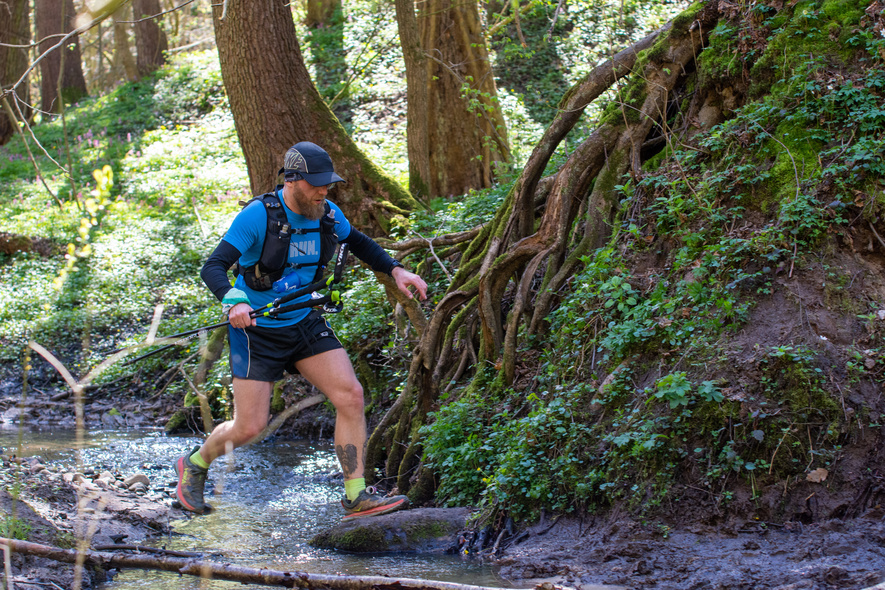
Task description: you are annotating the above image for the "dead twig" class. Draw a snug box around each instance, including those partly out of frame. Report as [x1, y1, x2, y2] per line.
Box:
[245, 394, 326, 446]
[411, 231, 453, 282]
[868, 221, 885, 251]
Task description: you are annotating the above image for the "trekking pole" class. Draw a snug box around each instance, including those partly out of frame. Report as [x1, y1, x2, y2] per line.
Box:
[122, 245, 350, 365]
[263, 243, 349, 310]
[258, 244, 349, 318]
[122, 322, 231, 365]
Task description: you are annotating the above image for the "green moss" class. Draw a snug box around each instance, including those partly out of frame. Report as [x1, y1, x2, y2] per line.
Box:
[762, 122, 823, 205]
[403, 520, 448, 541]
[697, 21, 743, 87]
[406, 467, 436, 506]
[671, 2, 706, 35]
[644, 38, 669, 64]
[592, 149, 628, 202]
[164, 410, 187, 433]
[762, 347, 841, 418]
[310, 526, 389, 552]
[642, 144, 672, 172]
[750, 0, 870, 97]
[270, 381, 285, 414]
[602, 74, 648, 126]
[820, 0, 865, 27]
[768, 14, 789, 29]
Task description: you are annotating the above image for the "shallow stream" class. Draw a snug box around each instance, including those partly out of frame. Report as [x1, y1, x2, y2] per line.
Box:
[0, 427, 505, 590]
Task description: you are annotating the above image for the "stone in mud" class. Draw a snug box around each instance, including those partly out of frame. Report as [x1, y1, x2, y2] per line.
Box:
[124, 473, 150, 488]
[65, 472, 86, 484]
[310, 507, 469, 553]
[96, 471, 116, 488]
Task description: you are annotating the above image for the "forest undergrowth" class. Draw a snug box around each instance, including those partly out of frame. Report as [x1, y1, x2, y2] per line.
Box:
[419, 0, 885, 528]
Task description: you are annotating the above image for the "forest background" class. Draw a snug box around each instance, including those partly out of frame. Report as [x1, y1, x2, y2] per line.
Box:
[1, 0, 885, 537]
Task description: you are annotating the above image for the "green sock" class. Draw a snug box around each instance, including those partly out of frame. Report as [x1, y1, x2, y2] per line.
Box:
[189, 449, 210, 470]
[344, 478, 366, 502]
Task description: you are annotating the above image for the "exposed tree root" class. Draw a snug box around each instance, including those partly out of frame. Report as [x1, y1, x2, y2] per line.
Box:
[367, 2, 722, 496]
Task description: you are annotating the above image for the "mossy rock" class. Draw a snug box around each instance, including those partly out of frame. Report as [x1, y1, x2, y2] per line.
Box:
[164, 410, 187, 434]
[309, 507, 470, 553]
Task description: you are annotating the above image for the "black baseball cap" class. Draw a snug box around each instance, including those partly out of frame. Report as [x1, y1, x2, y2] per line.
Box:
[282, 142, 346, 186]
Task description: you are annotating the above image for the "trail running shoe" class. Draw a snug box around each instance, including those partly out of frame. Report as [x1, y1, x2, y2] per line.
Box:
[341, 486, 409, 520]
[174, 446, 209, 514]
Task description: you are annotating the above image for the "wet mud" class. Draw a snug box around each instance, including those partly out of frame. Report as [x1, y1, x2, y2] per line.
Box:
[0, 454, 182, 588]
[495, 513, 885, 590]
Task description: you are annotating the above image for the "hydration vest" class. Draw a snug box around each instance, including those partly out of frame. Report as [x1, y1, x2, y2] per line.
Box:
[236, 192, 339, 291]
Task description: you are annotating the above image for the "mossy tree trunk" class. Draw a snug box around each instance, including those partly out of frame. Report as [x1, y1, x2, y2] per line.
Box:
[211, 0, 422, 233]
[394, 0, 431, 200]
[368, 1, 721, 498]
[395, 0, 510, 200]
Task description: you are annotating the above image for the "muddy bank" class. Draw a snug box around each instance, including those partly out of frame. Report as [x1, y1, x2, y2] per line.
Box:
[0, 453, 183, 588]
[494, 513, 885, 590]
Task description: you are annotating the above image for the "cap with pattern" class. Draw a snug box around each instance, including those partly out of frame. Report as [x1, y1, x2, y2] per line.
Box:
[283, 142, 346, 186]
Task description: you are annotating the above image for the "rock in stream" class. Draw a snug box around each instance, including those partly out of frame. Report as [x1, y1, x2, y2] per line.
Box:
[310, 507, 469, 553]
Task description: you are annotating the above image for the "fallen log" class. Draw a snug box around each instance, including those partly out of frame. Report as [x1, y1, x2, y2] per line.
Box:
[0, 538, 517, 590]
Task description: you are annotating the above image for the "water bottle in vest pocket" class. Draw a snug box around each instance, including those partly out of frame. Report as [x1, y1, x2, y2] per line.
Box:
[272, 270, 301, 293]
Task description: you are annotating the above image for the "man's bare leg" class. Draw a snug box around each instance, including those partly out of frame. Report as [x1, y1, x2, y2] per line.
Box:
[199, 378, 273, 464]
[295, 348, 366, 481]
[296, 348, 408, 518]
[174, 378, 273, 513]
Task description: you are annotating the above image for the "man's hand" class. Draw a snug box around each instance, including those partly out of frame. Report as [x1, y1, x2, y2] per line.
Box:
[392, 266, 428, 301]
[222, 287, 254, 329]
[228, 302, 257, 329]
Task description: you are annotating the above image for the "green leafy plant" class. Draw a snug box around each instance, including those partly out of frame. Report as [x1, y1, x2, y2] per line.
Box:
[1, 516, 32, 541]
[653, 372, 692, 409]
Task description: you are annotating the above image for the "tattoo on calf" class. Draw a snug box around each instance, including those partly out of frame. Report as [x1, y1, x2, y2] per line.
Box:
[336, 444, 359, 477]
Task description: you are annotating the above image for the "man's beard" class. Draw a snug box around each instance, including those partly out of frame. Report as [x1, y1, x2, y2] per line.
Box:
[292, 186, 326, 220]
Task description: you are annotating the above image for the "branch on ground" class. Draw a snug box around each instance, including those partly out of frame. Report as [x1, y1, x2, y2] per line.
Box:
[0, 538, 544, 590]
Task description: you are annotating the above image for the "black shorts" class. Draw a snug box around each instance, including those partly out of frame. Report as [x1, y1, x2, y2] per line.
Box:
[228, 310, 343, 382]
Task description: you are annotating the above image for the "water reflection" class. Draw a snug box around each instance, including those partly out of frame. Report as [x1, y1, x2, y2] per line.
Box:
[0, 428, 506, 589]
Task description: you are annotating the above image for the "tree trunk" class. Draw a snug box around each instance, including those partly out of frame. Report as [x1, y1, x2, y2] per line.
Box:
[211, 0, 421, 234]
[416, 0, 510, 198]
[112, 5, 140, 83]
[35, 0, 88, 113]
[305, 0, 340, 28]
[133, 0, 169, 77]
[395, 0, 431, 200]
[369, 0, 722, 495]
[0, 0, 30, 145]
[303, 0, 345, 101]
